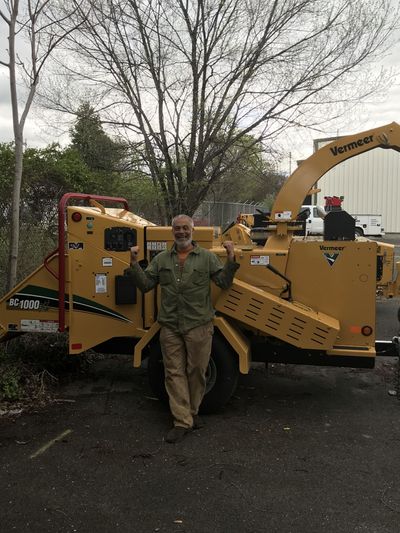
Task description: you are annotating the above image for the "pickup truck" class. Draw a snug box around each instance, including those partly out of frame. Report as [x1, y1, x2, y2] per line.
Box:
[302, 205, 385, 237]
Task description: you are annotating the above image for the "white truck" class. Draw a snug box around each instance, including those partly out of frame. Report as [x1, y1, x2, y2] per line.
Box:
[301, 205, 385, 237]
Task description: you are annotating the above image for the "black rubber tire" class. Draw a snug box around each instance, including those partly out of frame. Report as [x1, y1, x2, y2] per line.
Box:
[147, 338, 169, 405]
[147, 333, 239, 414]
[355, 228, 363, 237]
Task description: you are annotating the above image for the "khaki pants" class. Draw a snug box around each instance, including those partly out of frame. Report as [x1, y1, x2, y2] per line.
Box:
[160, 322, 214, 428]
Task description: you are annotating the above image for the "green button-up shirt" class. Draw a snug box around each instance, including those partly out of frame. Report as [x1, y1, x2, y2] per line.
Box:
[125, 242, 239, 333]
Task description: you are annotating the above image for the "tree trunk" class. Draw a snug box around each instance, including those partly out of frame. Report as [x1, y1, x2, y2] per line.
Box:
[7, 134, 23, 291]
[1, 0, 79, 291]
[6, 1, 22, 292]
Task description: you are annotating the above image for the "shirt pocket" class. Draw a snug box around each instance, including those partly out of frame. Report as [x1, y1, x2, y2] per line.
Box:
[159, 267, 173, 285]
[192, 268, 209, 286]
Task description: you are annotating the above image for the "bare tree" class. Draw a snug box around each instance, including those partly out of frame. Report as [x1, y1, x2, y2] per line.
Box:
[0, 0, 82, 290]
[47, 0, 398, 221]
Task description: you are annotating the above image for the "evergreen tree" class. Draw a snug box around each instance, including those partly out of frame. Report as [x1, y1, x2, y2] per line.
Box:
[70, 103, 125, 172]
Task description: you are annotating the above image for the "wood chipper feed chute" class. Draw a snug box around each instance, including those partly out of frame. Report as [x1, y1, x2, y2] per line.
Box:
[215, 278, 340, 350]
[0, 254, 62, 342]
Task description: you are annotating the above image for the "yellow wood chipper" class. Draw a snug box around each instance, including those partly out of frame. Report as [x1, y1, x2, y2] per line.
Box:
[1, 122, 400, 411]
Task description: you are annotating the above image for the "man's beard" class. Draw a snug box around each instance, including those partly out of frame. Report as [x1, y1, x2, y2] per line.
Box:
[175, 237, 192, 250]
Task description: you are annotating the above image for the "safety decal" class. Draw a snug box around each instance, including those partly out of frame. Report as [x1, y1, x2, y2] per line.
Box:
[323, 253, 339, 267]
[21, 319, 58, 333]
[250, 255, 270, 266]
[147, 241, 167, 251]
[274, 211, 292, 221]
[95, 273, 107, 294]
[102, 257, 113, 267]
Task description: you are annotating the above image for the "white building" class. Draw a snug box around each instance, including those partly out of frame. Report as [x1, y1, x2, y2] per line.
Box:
[312, 137, 400, 232]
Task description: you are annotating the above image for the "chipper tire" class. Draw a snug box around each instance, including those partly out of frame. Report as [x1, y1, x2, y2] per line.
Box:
[147, 333, 239, 414]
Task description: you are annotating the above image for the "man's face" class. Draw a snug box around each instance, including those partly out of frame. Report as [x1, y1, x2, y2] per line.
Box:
[172, 218, 193, 250]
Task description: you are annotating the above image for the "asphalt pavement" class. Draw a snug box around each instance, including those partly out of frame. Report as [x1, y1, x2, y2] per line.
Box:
[1, 237, 400, 533]
[2, 355, 400, 533]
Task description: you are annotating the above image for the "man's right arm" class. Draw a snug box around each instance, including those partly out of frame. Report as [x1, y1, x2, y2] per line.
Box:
[124, 246, 158, 293]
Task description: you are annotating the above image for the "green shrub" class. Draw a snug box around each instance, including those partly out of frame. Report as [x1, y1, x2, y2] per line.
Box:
[0, 364, 22, 401]
[6, 332, 70, 371]
[0, 333, 96, 407]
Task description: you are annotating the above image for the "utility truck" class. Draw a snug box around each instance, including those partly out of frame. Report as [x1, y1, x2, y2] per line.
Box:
[1, 122, 400, 412]
[302, 197, 385, 237]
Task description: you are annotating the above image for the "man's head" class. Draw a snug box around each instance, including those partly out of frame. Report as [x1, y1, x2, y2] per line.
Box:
[172, 214, 194, 251]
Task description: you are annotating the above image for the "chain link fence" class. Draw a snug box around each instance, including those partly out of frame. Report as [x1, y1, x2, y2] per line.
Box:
[193, 201, 266, 229]
[0, 233, 8, 297]
[0, 198, 58, 297]
[0, 227, 58, 297]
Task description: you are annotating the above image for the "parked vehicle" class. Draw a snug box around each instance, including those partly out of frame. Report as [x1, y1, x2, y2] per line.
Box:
[302, 204, 385, 237]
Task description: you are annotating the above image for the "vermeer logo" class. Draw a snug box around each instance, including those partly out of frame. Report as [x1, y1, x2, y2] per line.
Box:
[319, 245, 344, 251]
[323, 253, 339, 267]
[330, 135, 373, 156]
[377, 133, 389, 146]
[320, 245, 343, 267]
[69, 242, 84, 250]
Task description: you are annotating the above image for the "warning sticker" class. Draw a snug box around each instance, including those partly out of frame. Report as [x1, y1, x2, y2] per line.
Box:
[21, 320, 58, 333]
[147, 241, 167, 251]
[102, 257, 113, 267]
[95, 273, 107, 293]
[250, 255, 270, 266]
[274, 211, 292, 221]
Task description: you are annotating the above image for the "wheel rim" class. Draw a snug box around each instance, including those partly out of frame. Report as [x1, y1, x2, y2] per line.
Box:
[205, 357, 217, 393]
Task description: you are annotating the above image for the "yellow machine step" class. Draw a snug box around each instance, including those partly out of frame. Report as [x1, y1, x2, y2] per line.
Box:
[215, 279, 339, 350]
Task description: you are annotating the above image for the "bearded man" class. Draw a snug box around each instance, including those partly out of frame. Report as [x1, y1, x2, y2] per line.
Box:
[125, 214, 239, 443]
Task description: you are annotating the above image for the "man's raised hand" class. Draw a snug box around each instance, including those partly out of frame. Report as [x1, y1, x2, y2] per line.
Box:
[130, 246, 140, 265]
[222, 241, 235, 261]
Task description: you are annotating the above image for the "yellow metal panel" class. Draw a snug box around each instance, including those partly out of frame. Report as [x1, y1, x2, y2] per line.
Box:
[133, 321, 161, 367]
[215, 279, 339, 350]
[67, 206, 145, 353]
[377, 243, 395, 286]
[0, 255, 61, 338]
[327, 347, 375, 357]
[146, 226, 215, 248]
[213, 316, 251, 373]
[286, 239, 376, 350]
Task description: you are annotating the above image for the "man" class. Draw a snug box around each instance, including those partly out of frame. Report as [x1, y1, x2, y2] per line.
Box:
[125, 214, 239, 443]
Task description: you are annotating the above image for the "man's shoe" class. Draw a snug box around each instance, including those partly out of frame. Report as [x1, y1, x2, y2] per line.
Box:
[165, 426, 191, 443]
[192, 415, 205, 430]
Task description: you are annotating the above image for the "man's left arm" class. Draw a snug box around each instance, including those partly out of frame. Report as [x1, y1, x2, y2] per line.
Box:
[210, 241, 240, 289]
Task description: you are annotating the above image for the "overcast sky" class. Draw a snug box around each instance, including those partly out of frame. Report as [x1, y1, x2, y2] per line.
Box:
[1, 21, 399, 175]
[277, 34, 400, 174]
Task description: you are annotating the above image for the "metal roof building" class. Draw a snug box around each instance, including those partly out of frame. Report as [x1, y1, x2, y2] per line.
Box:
[313, 138, 400, 232]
